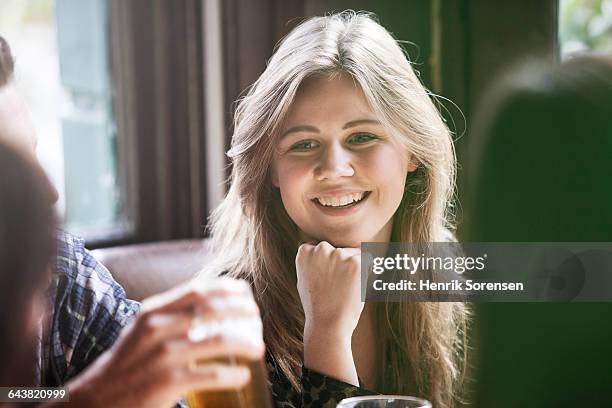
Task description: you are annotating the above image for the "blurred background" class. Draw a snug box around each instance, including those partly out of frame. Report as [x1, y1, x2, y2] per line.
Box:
[2, 2, 612, 406]
[1, 0, 610, 247]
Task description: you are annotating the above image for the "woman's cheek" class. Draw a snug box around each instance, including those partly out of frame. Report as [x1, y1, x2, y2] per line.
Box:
[278, 164, 310, 210]
[364, 151, 408, 210]
[285, 158, 313, 185]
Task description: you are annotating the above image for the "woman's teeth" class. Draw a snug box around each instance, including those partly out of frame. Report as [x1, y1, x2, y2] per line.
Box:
[316, 192, 367, 207]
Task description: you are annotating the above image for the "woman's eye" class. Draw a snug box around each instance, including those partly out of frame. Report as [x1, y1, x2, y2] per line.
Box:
[349, 133, 377, 144]
[289, 140, 319, 151]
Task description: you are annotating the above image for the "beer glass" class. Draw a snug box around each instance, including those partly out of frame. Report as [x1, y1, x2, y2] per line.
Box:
[185, 303, 272, 408]
[185, 356, 271, 408]
[337, 395, 432, 408]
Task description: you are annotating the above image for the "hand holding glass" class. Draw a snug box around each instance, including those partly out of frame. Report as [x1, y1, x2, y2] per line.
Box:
[186, 279, 271, 408]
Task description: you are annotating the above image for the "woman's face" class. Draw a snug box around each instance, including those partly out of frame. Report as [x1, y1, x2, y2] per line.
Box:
[270, 73, 417, 247]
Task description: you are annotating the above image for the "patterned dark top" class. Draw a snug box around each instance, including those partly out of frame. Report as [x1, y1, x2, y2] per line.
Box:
[267, 354, 378, 408]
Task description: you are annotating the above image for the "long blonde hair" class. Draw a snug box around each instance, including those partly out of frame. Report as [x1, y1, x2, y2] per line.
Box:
[202, 11, 469, 407]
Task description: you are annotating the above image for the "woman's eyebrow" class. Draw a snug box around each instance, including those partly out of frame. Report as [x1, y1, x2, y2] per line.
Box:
[281, 125, 319, 138]
[342, 119, 381, 129]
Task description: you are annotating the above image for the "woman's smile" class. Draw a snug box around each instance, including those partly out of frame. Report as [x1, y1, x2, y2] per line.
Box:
[310, 190, 372, 216]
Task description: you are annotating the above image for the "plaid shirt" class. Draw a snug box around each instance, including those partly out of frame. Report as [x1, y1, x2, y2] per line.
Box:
[36, 230, 140, 386]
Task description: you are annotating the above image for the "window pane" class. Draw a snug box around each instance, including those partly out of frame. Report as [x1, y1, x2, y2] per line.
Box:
[559, 0, 612, 58]
[0, 0, 126, 240]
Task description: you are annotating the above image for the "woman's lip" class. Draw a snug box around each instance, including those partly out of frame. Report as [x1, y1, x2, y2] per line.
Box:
[311, 191, 371, 216]
[310, 189, 370, 199]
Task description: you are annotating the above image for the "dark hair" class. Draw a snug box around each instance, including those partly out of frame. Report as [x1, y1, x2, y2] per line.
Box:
[0, 35, 15, 88]
[0, 141, 56, 386]
[466, 54, 612, 241]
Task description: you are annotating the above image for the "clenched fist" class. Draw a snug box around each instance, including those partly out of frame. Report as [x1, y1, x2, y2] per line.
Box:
[296, 241, 365, 340]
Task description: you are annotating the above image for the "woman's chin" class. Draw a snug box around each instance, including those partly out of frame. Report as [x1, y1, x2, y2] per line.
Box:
[331, 239, 361, 248]
[319, 234, 366, 249]
[303, 227, 384, 248]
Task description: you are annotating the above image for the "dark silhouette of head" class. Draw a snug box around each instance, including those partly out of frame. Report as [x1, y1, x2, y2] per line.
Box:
[0, 140, 56, 386]
[467, 54, 612, 407]
[467, 54, 612, 242]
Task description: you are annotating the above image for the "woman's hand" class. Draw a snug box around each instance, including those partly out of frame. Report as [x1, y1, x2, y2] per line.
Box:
[296, 241, 365, 385]
[60, 278, 264, 408]
[296, 241, 364, 337]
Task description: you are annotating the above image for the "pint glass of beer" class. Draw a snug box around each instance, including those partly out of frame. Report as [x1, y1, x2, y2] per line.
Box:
[185, 355, 271, 408]
[185, 302, 272, 408]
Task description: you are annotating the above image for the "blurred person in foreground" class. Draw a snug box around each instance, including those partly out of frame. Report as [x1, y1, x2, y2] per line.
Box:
[0, 138, 56, 390]
[0, 35, 264, 407]
[466, 54, 612, 407]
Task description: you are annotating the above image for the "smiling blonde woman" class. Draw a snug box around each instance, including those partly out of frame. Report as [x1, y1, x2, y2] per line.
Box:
[201, 11, 469, 408]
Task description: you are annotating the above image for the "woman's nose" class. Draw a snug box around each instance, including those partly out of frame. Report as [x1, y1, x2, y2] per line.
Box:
[314, 143, 355, 181]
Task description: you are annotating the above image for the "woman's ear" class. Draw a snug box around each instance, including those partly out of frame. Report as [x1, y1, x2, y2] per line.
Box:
[407, 155, 420, 172]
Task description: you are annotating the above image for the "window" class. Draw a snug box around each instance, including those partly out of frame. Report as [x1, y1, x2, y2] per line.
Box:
[0, 0, 126, 241]
[559, 0, 612, 58]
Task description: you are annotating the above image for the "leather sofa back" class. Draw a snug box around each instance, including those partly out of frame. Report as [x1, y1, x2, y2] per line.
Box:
[92, 239, 211, 301]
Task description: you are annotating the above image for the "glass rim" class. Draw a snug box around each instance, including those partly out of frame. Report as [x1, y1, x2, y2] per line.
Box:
[338, 395, 432, 406]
